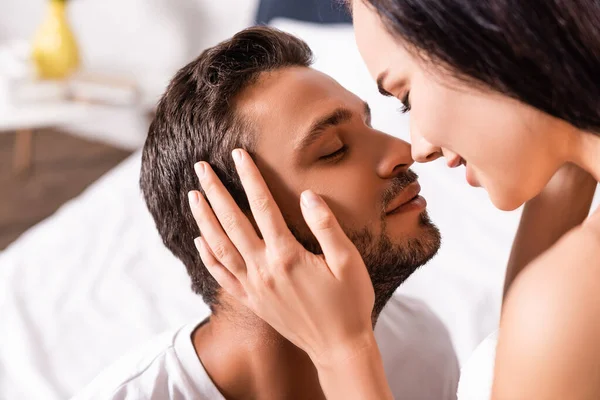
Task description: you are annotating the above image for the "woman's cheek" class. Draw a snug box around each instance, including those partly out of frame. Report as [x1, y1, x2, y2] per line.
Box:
[411, 98, 454, 149]
[413, 80, 474, 151]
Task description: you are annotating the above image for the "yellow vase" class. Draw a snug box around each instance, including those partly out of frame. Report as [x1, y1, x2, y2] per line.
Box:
[31, 0, 80, 80]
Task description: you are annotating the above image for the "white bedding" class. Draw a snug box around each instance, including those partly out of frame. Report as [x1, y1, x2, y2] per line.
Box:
[1, 19, 599, 400]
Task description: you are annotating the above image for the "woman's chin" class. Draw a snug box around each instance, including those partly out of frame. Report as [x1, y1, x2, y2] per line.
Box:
[488, 189, 526, 212]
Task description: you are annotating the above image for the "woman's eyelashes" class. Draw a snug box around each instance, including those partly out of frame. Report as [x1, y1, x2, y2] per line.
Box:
[399, 91, 411, 113]
[319, 145, 348, 162]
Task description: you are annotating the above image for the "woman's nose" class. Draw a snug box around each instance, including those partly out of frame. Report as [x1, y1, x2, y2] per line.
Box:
[411, 134, 442, 163]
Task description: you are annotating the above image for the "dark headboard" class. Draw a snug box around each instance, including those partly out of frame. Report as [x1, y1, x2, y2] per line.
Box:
[255, 0, 352, 25]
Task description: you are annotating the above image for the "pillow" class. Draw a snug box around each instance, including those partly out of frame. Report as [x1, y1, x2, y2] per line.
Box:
[256, 0, 351, 25]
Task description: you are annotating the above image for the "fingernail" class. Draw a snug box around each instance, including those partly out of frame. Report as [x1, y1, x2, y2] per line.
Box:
[301, 190, 321, 208]
[194, 162, 205, 179]
[232, 149, 242, 163]
[188, 190, 199, 205]
[194, 237, 203, 252]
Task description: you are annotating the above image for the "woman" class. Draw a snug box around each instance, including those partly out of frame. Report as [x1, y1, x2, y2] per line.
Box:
[188, 0, 600, 398]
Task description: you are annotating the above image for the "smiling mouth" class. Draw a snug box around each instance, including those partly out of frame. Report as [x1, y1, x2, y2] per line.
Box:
[448, 156, 467, 168]
[385, 181, 422, 215]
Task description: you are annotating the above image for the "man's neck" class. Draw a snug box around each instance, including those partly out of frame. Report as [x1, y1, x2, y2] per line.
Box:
[192, 304, 326, 400]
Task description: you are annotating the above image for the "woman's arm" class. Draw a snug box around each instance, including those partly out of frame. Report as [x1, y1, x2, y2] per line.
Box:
[314, 332, 393, 400]
[189, 149, 392, 399]
[504, 163, 597, 297]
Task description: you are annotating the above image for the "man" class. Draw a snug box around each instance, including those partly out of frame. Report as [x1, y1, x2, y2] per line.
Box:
[74, 26, 458, 399]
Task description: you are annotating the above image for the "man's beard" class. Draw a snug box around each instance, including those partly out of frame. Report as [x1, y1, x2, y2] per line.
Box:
[292, 170, 441, 325]
[347, 211, 440, 324]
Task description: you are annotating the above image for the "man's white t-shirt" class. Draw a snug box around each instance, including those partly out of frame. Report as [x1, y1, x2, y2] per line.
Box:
[73, 295, 459, 400]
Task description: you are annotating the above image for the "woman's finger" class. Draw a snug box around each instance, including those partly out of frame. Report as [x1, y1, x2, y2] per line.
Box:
[300, 190, 358, 278]
[195, 162, 263, 257]
[195, 237, 247, 301]
[231, 149, 294, 246]
[188, 189, 247, 278]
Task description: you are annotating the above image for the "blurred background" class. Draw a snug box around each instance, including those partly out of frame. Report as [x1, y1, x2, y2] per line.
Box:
[1, 1, 598, 399]
[0, 0, 259, 248]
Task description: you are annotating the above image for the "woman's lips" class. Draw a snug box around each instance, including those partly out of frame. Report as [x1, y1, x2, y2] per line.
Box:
[447, 156, 461, 168]
[447, 156, 467, 169]
[465, 164, 480, 187]
[448, 155, 479, 187]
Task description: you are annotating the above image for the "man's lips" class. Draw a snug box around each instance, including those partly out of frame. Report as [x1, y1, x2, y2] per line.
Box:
[385, 181, 422, 214]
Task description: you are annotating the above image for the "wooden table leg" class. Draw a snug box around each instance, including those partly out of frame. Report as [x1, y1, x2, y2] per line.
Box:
[13, 129, 34, 175]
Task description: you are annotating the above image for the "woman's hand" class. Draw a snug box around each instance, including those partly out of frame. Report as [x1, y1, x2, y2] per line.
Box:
[187, 149, 375, 364]
[189, 150, 395, 399]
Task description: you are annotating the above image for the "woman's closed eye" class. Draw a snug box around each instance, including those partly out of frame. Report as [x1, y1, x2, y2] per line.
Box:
[398, 91, 411, 114]
[319, 145, 348, 162]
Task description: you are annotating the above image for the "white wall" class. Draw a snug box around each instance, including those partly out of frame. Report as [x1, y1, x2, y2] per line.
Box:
[1, 0, 260, 88]
[0, 0, 260, 147]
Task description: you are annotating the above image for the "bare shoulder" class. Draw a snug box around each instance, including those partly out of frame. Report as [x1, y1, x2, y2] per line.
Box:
[492, 217, 600, 400]
[531, 211, 600, 275]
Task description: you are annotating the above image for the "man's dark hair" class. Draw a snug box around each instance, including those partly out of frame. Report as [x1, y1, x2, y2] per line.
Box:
[362, 0, 600, 135]
[140, 27, 313, 309]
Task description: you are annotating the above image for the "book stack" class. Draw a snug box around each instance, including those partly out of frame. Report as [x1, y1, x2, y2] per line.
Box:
[0, 41, 140, 107]
[0, 40, 68, 106]
[68, 71, 139, 106]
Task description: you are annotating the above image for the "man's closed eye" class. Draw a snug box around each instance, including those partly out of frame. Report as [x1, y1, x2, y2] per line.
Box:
[319, 145, 348, 162]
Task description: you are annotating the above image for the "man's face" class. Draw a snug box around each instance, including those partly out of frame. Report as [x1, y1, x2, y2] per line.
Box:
[235, 67, 440, 318]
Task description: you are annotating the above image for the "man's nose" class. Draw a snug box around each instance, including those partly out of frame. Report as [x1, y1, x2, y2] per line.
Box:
[410, 130, 442, 163]
[377, 138, 414, 178]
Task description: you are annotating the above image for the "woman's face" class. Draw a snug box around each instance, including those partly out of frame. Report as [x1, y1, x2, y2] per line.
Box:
[352, 0, 572, 211]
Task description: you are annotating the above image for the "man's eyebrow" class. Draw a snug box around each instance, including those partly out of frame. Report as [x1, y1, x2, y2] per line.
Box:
[296, 102, 372, 151]
[377, 71, 393, 97]
[296, 108, 353, 151]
